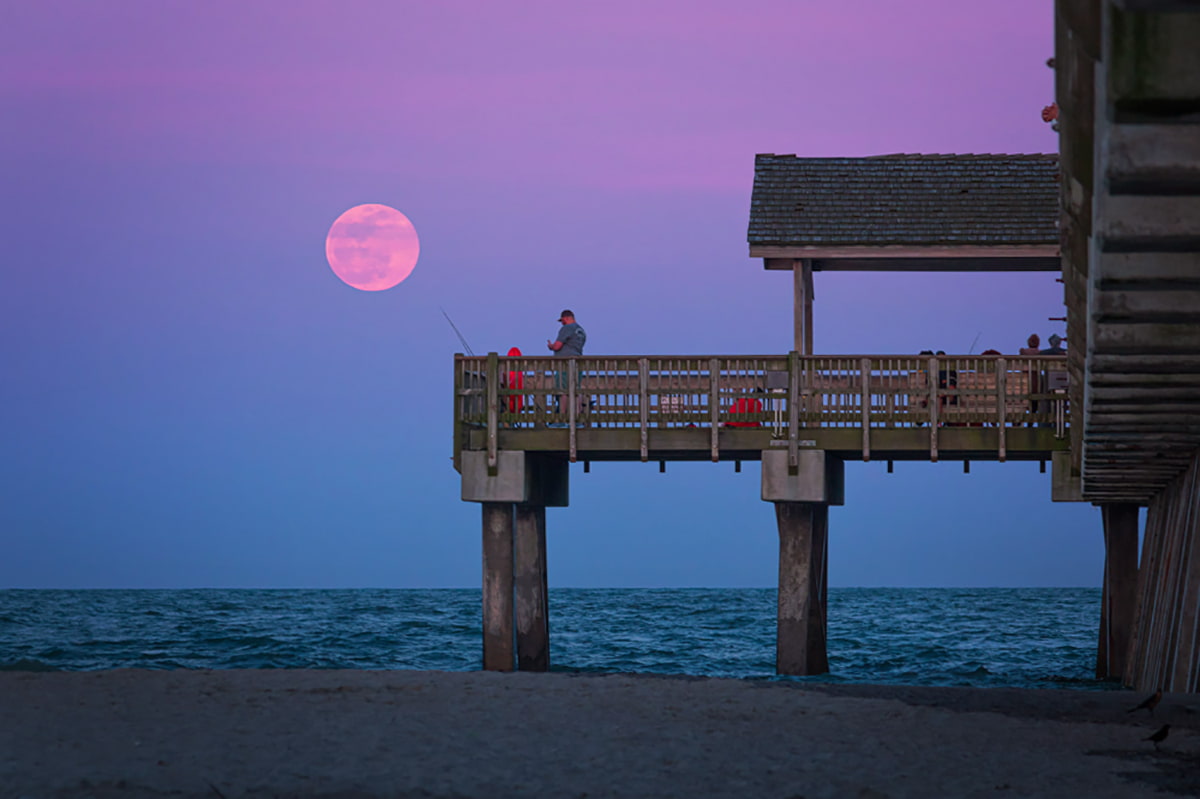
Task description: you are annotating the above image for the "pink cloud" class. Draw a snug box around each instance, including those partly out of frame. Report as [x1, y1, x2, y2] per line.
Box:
[4, 0, 1056, 192]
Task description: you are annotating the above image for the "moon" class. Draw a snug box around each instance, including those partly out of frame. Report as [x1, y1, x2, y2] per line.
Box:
[325, 204, 420, 291]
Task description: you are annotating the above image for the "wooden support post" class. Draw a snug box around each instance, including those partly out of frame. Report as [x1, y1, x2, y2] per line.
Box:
[638, 358, 649, 462]
[793, 260, 814, 355]
[997, 357, 1007, 462]
[788, 351, 800, 468]
[1097, 502, 1140, 681]
[860, 357, 870, 462]
[486, 352, 499, 473]
[709, 357, 720, 462]
[481, 502, 515, 671]
[774, 501, 829, 675]
[928, 355, 939, 462]
[568, 360, 577, 463]
[514, 504, 549, 672]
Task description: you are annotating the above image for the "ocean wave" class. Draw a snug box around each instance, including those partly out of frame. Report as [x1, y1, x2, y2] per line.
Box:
[0, 587, 1104, 688]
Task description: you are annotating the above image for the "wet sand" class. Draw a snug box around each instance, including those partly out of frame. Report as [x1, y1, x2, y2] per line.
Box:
[2, 670, 1199, 798]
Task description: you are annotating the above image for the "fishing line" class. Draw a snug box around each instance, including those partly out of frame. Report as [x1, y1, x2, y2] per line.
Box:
[440, 306, 475, 356]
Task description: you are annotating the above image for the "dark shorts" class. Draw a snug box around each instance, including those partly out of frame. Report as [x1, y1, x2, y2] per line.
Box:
[554, 368, 584, 391]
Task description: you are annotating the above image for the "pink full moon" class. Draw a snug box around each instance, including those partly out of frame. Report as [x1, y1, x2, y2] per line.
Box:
[325, 204, 420, 291]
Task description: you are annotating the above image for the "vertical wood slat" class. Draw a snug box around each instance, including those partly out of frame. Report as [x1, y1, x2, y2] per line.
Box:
[1127, 500, 1159, 687]
[1164, 475, 1190, 687]
[1163, 479, 1188, 688]
[710, 357, 720, 462]
[788, 351, 800, 469]
[568, 359, 577, 463]
[1182, 464, 1200, 690]
[1147, 498, 1169, 689]
[928, 356, 938, 463]
[997, 357, 1007, 462]
[638, 358, 649, 461]
[860, 357, 870, 462]
[486, 352, 499, 472]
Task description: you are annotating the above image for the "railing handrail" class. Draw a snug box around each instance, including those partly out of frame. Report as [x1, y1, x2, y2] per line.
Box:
[454, 353, 1071, 361]
[453, 352, 1070, 467]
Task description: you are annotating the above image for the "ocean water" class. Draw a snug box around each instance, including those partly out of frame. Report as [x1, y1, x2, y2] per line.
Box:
[0, 588, 1111, 689]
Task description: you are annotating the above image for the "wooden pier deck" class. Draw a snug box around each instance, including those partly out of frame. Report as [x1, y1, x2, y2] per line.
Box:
[454, 353, 1071, 468]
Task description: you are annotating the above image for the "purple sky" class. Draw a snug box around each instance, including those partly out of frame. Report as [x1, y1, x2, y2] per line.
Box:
[2, 1, 1102, 589]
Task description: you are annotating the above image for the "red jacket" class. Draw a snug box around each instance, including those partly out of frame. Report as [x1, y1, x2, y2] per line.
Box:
[727, 396, 762, 427]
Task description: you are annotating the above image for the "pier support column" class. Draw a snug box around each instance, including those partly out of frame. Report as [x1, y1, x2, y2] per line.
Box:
[481, 502, 515, 671]
[761, 449, 842, 676]
[462, 451, 568, 672]
[775, 501, 829, 675]
[515, 504, 549, 671]
[1097, 502, 1139, 681]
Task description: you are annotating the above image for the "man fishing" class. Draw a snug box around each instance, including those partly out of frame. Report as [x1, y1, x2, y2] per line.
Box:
[547, 309, 586, 424]
[546, 309, 586, 357]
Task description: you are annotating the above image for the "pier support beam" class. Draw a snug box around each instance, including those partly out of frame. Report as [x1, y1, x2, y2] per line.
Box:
[481, 502, 515, 671]
[515, 504, 550, 671]
[761, 450, 842, 675]
[463, 451, 568, 672]
[793, 259, 814, 355]
[1097, 503, 1140, 680]
[774, 502, 829, 675]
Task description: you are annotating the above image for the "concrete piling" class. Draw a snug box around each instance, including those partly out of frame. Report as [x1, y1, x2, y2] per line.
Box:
[1097, 502, 1139, 680]
[775, 501, 829, 675]
[515, 504, 550, 671]
[481, 502, 515, 671]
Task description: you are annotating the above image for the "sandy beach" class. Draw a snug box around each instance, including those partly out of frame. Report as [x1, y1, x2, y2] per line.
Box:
[2, 670, 1198, 798]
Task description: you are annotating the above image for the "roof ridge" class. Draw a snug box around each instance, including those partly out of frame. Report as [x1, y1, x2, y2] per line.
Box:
[756, 153, 1057, 160]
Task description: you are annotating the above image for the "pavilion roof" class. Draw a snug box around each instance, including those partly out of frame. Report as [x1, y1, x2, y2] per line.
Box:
[748, 153, 1059, 249]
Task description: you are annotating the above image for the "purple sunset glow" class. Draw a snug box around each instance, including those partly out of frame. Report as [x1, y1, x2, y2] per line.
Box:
[1, 1, 1096, 590]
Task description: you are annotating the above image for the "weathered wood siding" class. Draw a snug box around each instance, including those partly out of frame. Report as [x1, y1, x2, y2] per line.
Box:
[1125, 449, 1200, 692]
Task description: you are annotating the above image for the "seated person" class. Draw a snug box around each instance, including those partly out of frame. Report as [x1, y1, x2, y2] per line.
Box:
[726, 395, 763, 427]
[1039, 334, 1066, 355]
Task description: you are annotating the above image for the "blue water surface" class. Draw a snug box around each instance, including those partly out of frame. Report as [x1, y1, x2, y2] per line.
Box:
[0, 588, 1108, 689]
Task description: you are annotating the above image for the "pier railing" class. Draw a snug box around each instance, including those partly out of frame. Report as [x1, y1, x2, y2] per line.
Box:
[454, 354, 1069, 463]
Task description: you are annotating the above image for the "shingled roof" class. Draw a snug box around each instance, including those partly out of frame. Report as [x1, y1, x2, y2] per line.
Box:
[748, 154, 1059, 248]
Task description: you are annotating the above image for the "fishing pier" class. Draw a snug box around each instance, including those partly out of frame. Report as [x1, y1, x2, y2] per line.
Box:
[455, 352, 1072, 674]
[454, 152, 1094, 676]
[456, 0, 1200, 686]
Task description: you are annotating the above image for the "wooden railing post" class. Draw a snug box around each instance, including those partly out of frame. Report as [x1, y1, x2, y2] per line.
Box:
[860, 357, 871, 462]
[568, 359, 577, 463]
[710, 357, 720, 462]
[638, 358, 649, 462]
[486, 352, 499, 474]
[997, 357, 1007, 462]
[788, 351, 800, 470]
[928, 355, 938, 463]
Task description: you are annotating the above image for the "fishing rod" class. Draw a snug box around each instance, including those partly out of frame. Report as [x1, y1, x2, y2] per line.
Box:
[967, 331, 982, 355]
[440, 306, 475, 356]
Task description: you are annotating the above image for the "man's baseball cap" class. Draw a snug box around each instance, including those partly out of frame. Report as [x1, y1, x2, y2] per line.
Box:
[1049, 334, 1063, 345]
[557, 309, 574, 321]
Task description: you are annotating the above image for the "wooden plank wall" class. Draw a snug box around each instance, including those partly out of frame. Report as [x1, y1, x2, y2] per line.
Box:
[1125, 449, 1200, 692]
